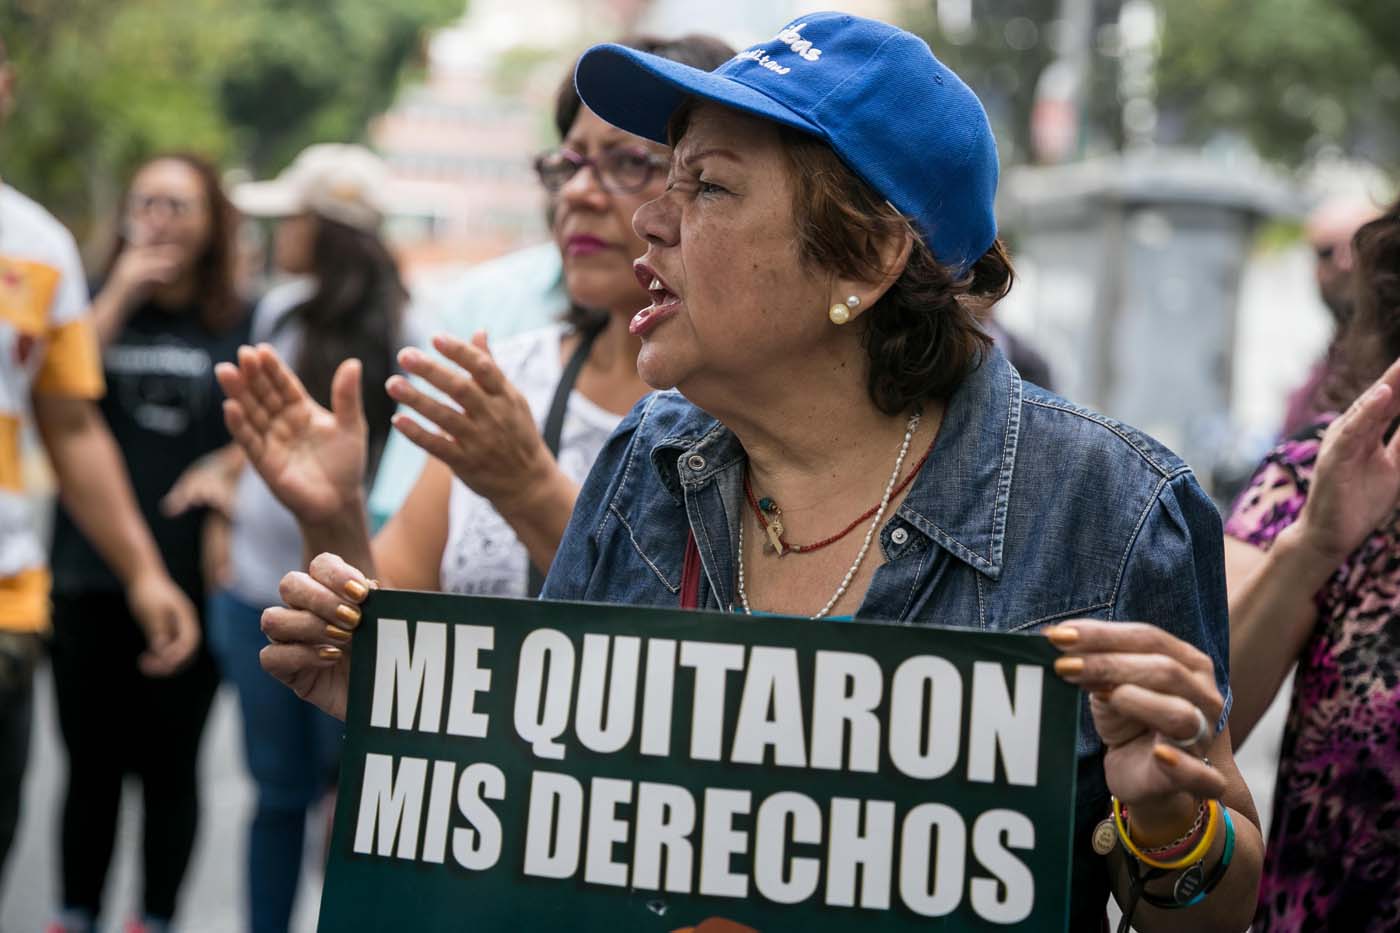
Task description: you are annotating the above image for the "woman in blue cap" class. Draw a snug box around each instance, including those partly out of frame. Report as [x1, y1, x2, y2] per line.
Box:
[227, 12, 1262, 931]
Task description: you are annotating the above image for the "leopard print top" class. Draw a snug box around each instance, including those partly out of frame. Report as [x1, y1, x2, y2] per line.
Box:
[1226, 417, 1400, 931]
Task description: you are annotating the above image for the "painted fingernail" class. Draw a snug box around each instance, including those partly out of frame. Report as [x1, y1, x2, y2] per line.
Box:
[335, 604, 362, 628]
[325, 624, 352, 642]
[1053, 657, 1085, 677]
[1153, 744, 1181, 767]
[318, 646, 343, 660]
[343, 579, 368, 601]
[1046, 625, 1079, 647]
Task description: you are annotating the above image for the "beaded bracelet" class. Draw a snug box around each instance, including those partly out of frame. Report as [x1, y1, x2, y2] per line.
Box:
[1112, 797, 1220, 871]
[1141, 805, 1237, 909]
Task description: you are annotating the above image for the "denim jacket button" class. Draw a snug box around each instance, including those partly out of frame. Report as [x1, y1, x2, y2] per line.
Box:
[890, 527, 909, 545]
[686, 454, 707, 472]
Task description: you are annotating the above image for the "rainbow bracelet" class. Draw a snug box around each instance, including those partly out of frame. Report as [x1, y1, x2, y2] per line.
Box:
[1112, 797, 1220, 872]
[1141, 805, 1237, 909]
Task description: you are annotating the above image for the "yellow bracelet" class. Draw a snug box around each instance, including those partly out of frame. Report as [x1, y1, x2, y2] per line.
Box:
[1112, 797, 1221, 871]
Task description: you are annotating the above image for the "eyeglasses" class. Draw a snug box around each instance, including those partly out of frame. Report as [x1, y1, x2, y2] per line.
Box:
[1313, 241, 1350, 264]
[126, 193, 199, 219]
[533, 146, 669, 195]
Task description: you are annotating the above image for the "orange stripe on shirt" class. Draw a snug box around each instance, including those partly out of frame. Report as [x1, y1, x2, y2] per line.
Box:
[0, 256, 61, 335]
[0, 565, 51, 632]
[34, 317, 105, 399]
[0, 414, 21, 492]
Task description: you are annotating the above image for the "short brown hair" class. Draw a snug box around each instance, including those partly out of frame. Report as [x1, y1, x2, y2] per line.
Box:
[778, 128, 1011, 413]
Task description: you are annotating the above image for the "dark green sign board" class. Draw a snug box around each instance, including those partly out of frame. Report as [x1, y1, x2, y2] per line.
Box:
[319, 591, 1079, 931]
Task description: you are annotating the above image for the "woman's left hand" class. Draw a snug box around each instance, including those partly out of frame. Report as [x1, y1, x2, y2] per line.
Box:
[127, 569, 202, 677]
[1047, 620, 1227, 821]
[161, 446, 242, 518]
[387, 332, 557, 512]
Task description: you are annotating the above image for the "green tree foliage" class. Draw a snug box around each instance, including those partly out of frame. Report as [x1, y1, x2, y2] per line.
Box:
[219, 0, 462, 171]
[899, 0, 1067, 165]
[0, 0, 459, 248]
[899, 0, 1398, 170]
[1155, 0, 1399, 164]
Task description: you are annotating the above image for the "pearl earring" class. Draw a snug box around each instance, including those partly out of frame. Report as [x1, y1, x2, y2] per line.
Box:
[829, 295, 860, 325]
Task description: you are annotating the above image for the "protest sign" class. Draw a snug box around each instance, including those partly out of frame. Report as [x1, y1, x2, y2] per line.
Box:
[318, 591, 1079, 931]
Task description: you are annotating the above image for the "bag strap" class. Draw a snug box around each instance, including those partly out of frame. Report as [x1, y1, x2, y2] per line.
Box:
[527, 323, 603, 597]
[680, 530, 702, 610]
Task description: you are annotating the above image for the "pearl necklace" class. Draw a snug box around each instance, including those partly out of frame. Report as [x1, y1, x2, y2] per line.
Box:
[736, 408, 922, 620]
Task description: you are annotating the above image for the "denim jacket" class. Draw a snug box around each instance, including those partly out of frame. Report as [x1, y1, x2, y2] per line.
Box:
[542, 347, 1230, 928]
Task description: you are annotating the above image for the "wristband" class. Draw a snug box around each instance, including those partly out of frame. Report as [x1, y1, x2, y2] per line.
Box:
[1113, 797, 1220, 871]
[1141, 804, 1237, 909]
[1136, 799, 1208, 861]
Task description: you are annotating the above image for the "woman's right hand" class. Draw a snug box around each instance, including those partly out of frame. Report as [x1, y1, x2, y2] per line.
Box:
[259, 552, 373, 720]
[106, 244, 183, 307]
[1292, 356, 1400, 564]
[215, 344, 367, 526]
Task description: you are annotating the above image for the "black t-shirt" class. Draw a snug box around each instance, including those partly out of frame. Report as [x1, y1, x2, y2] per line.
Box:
[49, 298, 251, 599]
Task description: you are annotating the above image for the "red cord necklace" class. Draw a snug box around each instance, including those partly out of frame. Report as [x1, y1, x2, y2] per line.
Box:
[743, 442, 933, 556]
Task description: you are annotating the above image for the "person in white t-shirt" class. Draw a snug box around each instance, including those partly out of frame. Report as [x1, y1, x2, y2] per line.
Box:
[0, 34, 198, 909]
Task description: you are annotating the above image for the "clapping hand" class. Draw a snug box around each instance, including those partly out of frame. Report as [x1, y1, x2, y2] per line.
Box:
[1293, 356, 1400, 565]
[214, 344, 368, 525]
[386, 332, 556, 513]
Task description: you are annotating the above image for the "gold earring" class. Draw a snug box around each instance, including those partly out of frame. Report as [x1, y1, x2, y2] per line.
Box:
[828, 294, 860, 325]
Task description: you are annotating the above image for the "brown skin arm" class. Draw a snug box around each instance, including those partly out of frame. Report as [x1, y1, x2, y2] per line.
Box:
[1105, 726, 1263, 932]
[1224, 532, 1330, 746]
[369, 456, 453, 590]
[297, 454, 453, 592]
[33, 395, 200, 674]
[1051, 620, 1262, 931]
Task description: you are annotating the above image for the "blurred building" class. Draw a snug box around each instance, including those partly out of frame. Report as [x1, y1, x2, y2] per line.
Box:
[371, 0, 649, 281]
[372, 0, 897, 283]
[998, 149, 1300, 497]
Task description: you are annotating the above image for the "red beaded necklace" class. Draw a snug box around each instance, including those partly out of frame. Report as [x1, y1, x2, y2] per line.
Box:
[743, 442, 933, 556]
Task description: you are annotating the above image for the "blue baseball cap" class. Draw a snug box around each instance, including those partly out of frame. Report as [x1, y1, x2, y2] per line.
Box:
[574, 12, 999, 273]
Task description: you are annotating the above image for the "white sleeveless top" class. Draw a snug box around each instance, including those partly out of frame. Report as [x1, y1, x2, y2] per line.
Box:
[439, 324, 622, 596]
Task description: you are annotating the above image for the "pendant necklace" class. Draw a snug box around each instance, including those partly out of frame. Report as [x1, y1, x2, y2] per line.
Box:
[737, 408, 921, 619]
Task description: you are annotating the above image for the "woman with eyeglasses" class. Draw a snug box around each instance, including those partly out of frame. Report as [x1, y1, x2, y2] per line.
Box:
[46, 153, 250, 933]
[204, 34, 732, 622]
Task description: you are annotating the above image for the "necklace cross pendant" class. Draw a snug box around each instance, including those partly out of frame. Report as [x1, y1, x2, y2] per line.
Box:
[763, 518, 785, 556]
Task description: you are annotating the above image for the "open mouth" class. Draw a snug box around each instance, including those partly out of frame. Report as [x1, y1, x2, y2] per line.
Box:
[644, 275, 680, 309]
[631, 263, 682, 337]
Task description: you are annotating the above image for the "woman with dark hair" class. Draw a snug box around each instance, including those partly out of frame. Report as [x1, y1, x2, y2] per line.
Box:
[225, 15, 1265, 932]
[46, 153, 251, 933]
[211, 143, 408, 933]
[1225, 197, 1400, 931]
[366, 32, 735, 528]
[213, 32, 733, 617]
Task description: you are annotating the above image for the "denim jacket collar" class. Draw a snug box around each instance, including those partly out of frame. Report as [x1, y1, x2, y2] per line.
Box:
[646, 348, 1021, 581]
[897, 347, 1020, 580]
